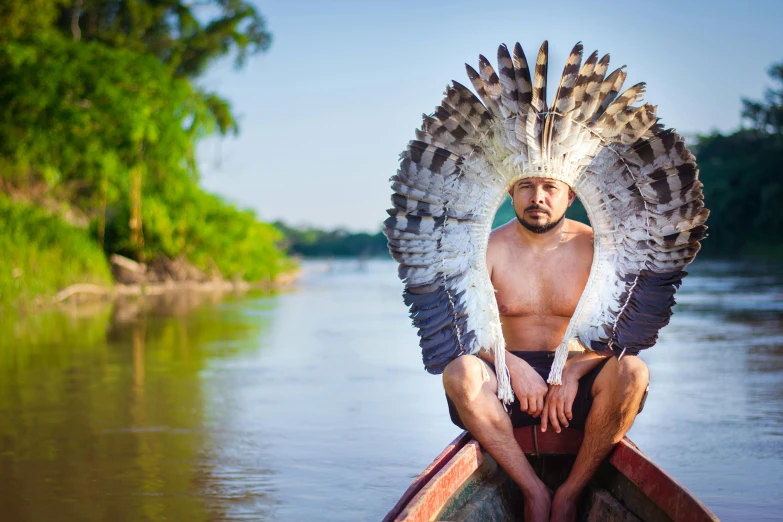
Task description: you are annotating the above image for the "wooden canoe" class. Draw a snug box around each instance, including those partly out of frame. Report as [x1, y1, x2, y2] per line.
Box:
[383, 427, 718, 522]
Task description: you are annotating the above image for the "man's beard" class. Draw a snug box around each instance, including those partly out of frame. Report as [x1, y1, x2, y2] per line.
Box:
[515, 206, 566, 234]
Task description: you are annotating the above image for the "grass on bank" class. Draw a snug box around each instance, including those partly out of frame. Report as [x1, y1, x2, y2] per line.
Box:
[0, 195, 113, 305]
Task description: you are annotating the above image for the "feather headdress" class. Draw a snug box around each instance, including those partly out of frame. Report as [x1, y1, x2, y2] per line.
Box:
[384, 41, 708, 405]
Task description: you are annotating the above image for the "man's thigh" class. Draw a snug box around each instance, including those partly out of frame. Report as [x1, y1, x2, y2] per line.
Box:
[444, 355, 499, 429]
[444, 352, 549, 430]
[576, 357, 650, 428]
[569, 358, 611, 430]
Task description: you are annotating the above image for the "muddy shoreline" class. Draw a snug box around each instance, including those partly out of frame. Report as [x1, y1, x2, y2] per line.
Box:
[12, 254, 299, 310]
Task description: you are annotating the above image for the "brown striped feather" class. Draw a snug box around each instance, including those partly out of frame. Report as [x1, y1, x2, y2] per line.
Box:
[496, 44, 520, 116]
[547, 43, 584, 153]
[575, 53, 611, 122]
[478, 54, 506, 117]
[466, 63, 502, 119]
[530, 41, 549, 114]
[512, 43, 533, 106]
[571, 50, 598, 113]
[592, 67, 627, 123]
[445, 82, 493, 132]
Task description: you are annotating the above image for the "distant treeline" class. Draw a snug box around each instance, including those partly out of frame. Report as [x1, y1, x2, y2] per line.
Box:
[694, 61, 783, 256]
[274, 197, 588, 259]
[275, 222, 388, 258]
[283, 61, 783, 260]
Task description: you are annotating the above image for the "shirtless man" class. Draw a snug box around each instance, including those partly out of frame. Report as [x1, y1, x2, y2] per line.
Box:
[442, 177, 650, 522]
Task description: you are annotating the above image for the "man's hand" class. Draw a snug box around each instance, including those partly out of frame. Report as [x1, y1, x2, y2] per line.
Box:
[507, 354, 548, 418]
[541, 369, 579, 433]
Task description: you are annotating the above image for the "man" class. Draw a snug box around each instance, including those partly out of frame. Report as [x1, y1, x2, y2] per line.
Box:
[442, 177, 650, 522]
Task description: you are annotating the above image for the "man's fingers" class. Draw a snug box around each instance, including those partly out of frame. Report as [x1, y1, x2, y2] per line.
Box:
[549, 405, 561, 433]
[557, 403, 569, 428]
[527, 400, 538, 416]
[565, 404, 573, 421]
[519, 397, 529, 414]
[540, 408, 548, 432]
[534, 395, 544, 418]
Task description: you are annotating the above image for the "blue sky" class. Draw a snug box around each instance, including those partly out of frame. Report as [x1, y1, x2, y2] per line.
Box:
[198, 0, 783, 232]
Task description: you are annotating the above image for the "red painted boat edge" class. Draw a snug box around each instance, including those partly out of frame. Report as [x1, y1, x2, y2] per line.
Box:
[382, 431, 472, 522]
[609, 438, 719, 522]
[393, 440, 483, 522]
[385, 427, 719, 522]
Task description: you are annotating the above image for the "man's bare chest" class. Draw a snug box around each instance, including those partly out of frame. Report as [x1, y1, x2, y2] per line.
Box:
[492, 263, 589, 319]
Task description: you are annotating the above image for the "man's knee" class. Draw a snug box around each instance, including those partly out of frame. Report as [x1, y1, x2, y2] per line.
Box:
[594, 356, 649, 397]
[442, 355, 488, 402]
[617, 356, 649, 395]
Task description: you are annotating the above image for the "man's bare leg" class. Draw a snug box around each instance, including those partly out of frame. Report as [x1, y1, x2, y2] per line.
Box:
[549, 356, 649, 522]
[443, 355, 551, 522]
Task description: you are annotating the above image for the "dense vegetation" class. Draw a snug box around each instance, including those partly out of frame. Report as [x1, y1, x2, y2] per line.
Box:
[0, 1, 287, 304]
[0, 194, 113, 303]
[694, 62, 783, 256]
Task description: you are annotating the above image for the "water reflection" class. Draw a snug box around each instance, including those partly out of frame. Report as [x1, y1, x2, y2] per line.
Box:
[0, 260, 781, 521]
[0, 290, 277, 521]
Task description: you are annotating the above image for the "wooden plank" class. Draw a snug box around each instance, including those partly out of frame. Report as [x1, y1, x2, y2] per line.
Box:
[587, 488, 642, 522]
[393, 441, 484, 522]
[382, 431, 472, 522]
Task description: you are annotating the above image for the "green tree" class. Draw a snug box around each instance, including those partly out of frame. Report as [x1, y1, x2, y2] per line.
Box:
[58, 0, 271, 76]
[742, 62, 783, 135]
[56, 0, 272, 134]
[0, 3, 288, 294]
[694, 61, 783, 256]
[0, 0, 66, 40]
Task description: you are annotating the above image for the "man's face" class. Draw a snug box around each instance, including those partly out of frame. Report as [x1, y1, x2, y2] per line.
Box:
[510, 177, 575, 234]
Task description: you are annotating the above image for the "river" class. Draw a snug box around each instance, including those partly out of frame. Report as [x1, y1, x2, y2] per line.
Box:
[0, 259, 781, 521]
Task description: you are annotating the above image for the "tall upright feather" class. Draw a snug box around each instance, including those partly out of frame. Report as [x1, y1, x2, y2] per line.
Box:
[547, 43, 584, 155]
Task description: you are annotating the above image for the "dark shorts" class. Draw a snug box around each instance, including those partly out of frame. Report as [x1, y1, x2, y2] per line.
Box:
[446, 351, 613, 431]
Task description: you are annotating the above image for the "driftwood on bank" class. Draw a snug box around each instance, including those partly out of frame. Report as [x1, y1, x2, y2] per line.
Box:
[51, 254, 298, 305]
[53, 283, 111, 302]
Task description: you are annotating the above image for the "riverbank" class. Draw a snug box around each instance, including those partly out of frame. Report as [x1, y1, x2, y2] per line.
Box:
[0, 194, 296, 309]
[9, 254, 299, 310]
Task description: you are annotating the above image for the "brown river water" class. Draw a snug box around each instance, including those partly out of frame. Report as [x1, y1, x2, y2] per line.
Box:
[0, 259, 781, 521]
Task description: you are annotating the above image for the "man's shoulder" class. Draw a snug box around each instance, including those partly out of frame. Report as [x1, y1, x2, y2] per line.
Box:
[488, 220, 516, 246]
[566, 219, 593, 238]
[565, 219, 594, 254]
[486, 221, 516, 269]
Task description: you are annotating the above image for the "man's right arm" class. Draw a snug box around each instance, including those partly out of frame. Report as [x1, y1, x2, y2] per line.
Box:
[478, 348, 548, 417]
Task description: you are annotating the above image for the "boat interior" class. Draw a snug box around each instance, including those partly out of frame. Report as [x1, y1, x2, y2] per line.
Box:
[435, 451, 672, 522]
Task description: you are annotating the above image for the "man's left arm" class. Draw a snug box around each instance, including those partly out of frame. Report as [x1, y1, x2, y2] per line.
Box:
[541, 343, 609, 433]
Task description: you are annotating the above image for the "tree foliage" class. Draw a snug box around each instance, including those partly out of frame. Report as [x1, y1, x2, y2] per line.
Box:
[54, 0, 271, 133]
[0, 1, 287, 297]
[694, 61, 783, 256]
[57, 0, 271, 78]
[742, 62, 783, 136]
[0, 194, 113, 304]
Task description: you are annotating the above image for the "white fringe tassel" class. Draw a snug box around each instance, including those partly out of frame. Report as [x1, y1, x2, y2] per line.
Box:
[547, 340, 570, 385]
[494, 347, 514, 408]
